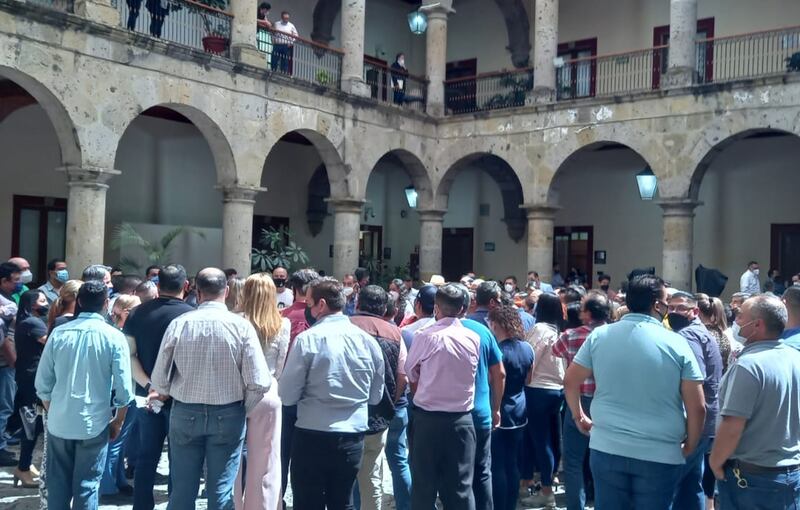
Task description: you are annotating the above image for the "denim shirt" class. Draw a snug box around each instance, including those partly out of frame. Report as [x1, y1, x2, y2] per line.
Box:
[35, 313, 133, 440]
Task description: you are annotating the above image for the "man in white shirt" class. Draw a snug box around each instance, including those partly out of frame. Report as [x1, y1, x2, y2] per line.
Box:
[271, 11, 298, 74]
[740, 261, 761, 296]
[272, 266, 293, 310]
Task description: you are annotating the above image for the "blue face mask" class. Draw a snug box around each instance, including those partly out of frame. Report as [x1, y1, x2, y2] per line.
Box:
[55, 269, 69, 283]
[151, 276, 159, 285]
[13, 282, 24, 294]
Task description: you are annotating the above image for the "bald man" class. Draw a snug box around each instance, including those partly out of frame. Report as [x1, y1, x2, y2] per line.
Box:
[7, 257, 31, 304]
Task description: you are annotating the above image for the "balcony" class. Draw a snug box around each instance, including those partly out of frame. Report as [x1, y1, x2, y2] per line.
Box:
[363, 57, 428, 113]
[256, 24, 343, 89]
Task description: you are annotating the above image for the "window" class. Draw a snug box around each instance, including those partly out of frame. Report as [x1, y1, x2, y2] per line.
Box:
[557, 38, 598, 99]
[652, 18, 715, 87]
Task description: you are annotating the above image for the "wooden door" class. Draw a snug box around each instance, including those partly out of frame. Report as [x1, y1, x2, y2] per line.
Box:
[442, 227, 474, 282]
[554, 226, 594, 287]
[445, 58, 478, 114]
[771, 224, 800, 285]
[11, 195, 67, 286]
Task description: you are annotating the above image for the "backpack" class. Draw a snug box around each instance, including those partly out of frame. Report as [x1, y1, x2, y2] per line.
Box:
[367, 335, 399, 434]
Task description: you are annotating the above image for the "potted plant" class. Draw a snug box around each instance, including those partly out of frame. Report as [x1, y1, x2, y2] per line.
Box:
[185, 0, 231, 54]
[109, 223, 205, 273]
[251, 226, 310, 272]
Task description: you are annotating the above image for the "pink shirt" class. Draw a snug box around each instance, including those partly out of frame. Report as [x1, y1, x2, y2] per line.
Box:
[405, 317, 480, 412]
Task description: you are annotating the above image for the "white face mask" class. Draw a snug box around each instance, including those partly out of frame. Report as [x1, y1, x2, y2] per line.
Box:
[343, 287, 354, 297]
[504, 284, 514, 294]
[752, 269, 760, 276]
[20, 270, 33, 285]
[398, 58, 405, 66]
[732, 320, 755, 344]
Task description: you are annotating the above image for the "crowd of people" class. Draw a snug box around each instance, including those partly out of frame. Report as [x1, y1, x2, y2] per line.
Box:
[1, 255, 800, 510]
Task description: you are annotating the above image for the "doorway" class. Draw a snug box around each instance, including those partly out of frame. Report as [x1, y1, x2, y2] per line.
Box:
[771, 224, 800, 285]
[554, 226, 594, 287]
[653, 18, 715, 88]
[557, 38, 598, 99]
[11, 195, 67, 286]
[360, 225, 384, 268]
[442, 227, 474, 282]
[445, 58, 478, 114]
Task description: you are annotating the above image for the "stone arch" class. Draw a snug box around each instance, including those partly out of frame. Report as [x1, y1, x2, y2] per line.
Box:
[547, 141, 655, 205]
[263, 128, 350, 198]
[0, 65, 81, 167]
[366, 149, 435, 210]
[437, 152, 528, 242]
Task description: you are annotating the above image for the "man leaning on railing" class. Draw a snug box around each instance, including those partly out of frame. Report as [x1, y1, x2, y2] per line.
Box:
[272, 10, 298, 74]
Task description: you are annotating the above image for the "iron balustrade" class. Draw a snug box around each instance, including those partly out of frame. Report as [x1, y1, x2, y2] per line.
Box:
[556, 46, 668, 100]
[26, 0, 73, 13]
[118, 0, 232, 56]
[444, 68, 534, 114]
[363, 58, 427, 113]
[696, 25, 800, 85]
[256, 23, 343, 89]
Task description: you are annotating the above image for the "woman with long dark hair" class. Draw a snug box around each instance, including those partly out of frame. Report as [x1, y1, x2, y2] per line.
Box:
[520, 293, 566, 508]
[13, 289, 49, 488]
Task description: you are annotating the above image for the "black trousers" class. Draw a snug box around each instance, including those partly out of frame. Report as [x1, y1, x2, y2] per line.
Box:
[473, 426, 494, 510]
[410, 409, 476, 510]
[291, 427, 364, 510]
[280, 404, 296, 508]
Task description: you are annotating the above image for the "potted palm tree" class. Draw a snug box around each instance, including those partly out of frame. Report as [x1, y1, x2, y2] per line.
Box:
[185, 0, 230, 54]
[110, 223, 206, 273]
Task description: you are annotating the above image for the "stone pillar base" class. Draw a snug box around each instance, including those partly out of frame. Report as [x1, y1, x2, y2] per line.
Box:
[342, 78, 371, 98]
[328, 198, 365, 279]
[523, 204, 559, 283]
[662, 67, 695, 88]
[531, 87, 556, 104]
[74, 0, 119, 25]
[231, 45, 266, 69]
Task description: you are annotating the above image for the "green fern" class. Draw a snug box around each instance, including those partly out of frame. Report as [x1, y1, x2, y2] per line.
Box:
[110, 223, 205, 272]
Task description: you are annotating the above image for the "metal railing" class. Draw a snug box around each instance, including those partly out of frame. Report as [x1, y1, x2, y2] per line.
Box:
[556, 46, 667, 100]
[26, 0, 73, 13]
[256, 23, 343, 89]
[363, 58, 427, 113]
[696, 25, 800, 85]
[118, 0, 233, 56]
[444, 68, 534, 114]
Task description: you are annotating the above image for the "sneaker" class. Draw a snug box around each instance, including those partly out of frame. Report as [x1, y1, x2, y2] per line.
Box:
[0, 449, 18, 467]
[520, 491, 556, 508]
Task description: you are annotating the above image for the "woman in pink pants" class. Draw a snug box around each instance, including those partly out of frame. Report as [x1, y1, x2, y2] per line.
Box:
[235, 273, 292, 510]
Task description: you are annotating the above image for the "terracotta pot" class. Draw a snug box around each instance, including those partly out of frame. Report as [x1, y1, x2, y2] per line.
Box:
[202, 35, 228, 55]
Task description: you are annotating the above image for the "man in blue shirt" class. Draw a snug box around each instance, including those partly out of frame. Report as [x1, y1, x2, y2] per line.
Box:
[781, 286, 800, 349]
[564, 275, 706, 510]
[36, 280, 133, 510]
[469, 281, 534, 335]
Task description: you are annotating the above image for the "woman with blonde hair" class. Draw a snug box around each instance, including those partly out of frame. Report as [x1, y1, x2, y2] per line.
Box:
[226, 276, 247, 314]
[47, 279, 82, 332]
[234, 272, 290, 510]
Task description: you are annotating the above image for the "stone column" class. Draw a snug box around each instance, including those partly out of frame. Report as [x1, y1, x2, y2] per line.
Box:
[59, 166, 119, 275]
[524, 205, 558, 283]
[73, 0, 119, 25]
[418, 209, 446, 282]
[659, 199, 700, 291]
[220, 185, 263, 275]
[532, 0, 559, 102]
[329, 199, 364, 280]
[421, 3, 454, 117]
[665, 0, 698, 87]
[229, 0, 265, 67]
[340, 0, 370, 97]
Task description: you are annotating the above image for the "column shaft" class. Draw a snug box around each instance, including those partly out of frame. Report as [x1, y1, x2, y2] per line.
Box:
[525, 205, 558, 283]
[61, 167, 119, 275]
[666, 0, 698, 87]
[330, 199, 365, 280]
[230, 0, 264, 67]
[340, 0, 369, 96]
[418, 209, 446, 282]
[424, 7, 451, 116]
[532, 0, 558, 101]
[221, 186, 262, 275]
[660, 200, 700, 291]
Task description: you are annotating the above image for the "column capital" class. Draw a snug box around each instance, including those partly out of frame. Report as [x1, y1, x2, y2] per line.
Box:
[326, 197, 366, 214]
[657, 199, 702, 217]
[419, 2, 455, 17]
[521, 203, 560, 220]
[58, 166, 120, 189]
[217, 184, 266, 204]
[417, 208, 447, 222]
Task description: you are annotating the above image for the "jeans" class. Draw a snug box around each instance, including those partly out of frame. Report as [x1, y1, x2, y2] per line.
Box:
[19, 416, 43, 470]
[590, 449, 682, 510]
[491, 428, 524, 510]
[718, 464, 800, 509]
[0, 366, 16, 450]
[47, 427, 110, 510]
[168, 401, 246, 510]
[280, 404, 297, 508]
[410, 409, 476, 510]
[563, 396, 592, 510]
[524, 387, 563, 486]
[673, 436, 712, 510]
[134, 402, 171, 510]
[271, 44, 292, 73]
[101, 403, 137, 495]
[291, 427, 364, 510]
[385, 406, 411, 510]
[473, 426, 493, 510]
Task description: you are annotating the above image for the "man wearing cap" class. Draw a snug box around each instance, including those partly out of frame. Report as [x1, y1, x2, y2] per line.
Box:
[406, 284, 480, 510]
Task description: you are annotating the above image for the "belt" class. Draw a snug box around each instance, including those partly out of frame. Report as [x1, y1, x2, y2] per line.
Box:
[727, 459, 800, 474]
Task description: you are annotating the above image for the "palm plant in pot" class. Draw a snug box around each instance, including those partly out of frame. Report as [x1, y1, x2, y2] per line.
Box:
[187, 0, 231, 54]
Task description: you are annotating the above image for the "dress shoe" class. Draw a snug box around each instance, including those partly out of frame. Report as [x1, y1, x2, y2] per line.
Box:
[12, 468, 39, 488]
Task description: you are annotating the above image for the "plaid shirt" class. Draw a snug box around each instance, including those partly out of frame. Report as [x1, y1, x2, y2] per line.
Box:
[552, 322, 605, 396]
[151, 301, 271, 413]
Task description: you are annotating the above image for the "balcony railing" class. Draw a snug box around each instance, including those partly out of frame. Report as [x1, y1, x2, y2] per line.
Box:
[444, 68, 534, 114]
[118, 0, 233, 56]
[556, 46, 667, 100]
[363, 57, 427, 113]
[256, 24, 343, 89]
[696, 25, 800, 85]
[27, 0, 73, 13]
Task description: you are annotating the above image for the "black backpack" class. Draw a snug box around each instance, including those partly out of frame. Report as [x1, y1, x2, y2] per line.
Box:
[366, 335, 399, 434]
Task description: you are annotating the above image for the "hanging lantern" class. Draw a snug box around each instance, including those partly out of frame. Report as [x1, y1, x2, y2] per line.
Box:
[636, 166, 658, 200]
[408, 10, 428, 35]
[404, 185, 418, 208]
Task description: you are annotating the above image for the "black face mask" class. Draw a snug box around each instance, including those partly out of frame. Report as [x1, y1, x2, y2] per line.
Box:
[667, 312, 692, 332]
[600, 284, 610, 292]
[304, 305, 317, 327]
[274, 278, 286, 288]
[37, 305, 50, 317]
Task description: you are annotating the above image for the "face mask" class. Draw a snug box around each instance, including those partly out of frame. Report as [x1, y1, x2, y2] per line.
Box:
[504, 284, 514, 294]
[150, 276, 159, 285]
[343, 286, 354, 298]
[13, 281, 24, 294]
[20, 270, 33, 284]
[55, 269, 69, 283]
[274, 278, 286, 288]
[732, 320, 755, 344]
[304, 305, 317, 327]
[600, 284, 610, 292]
[398, 58, 405, 66]
[667, 312, 691, 332]
[37, 305, 50, 317]
[752, 269, 760, 276]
